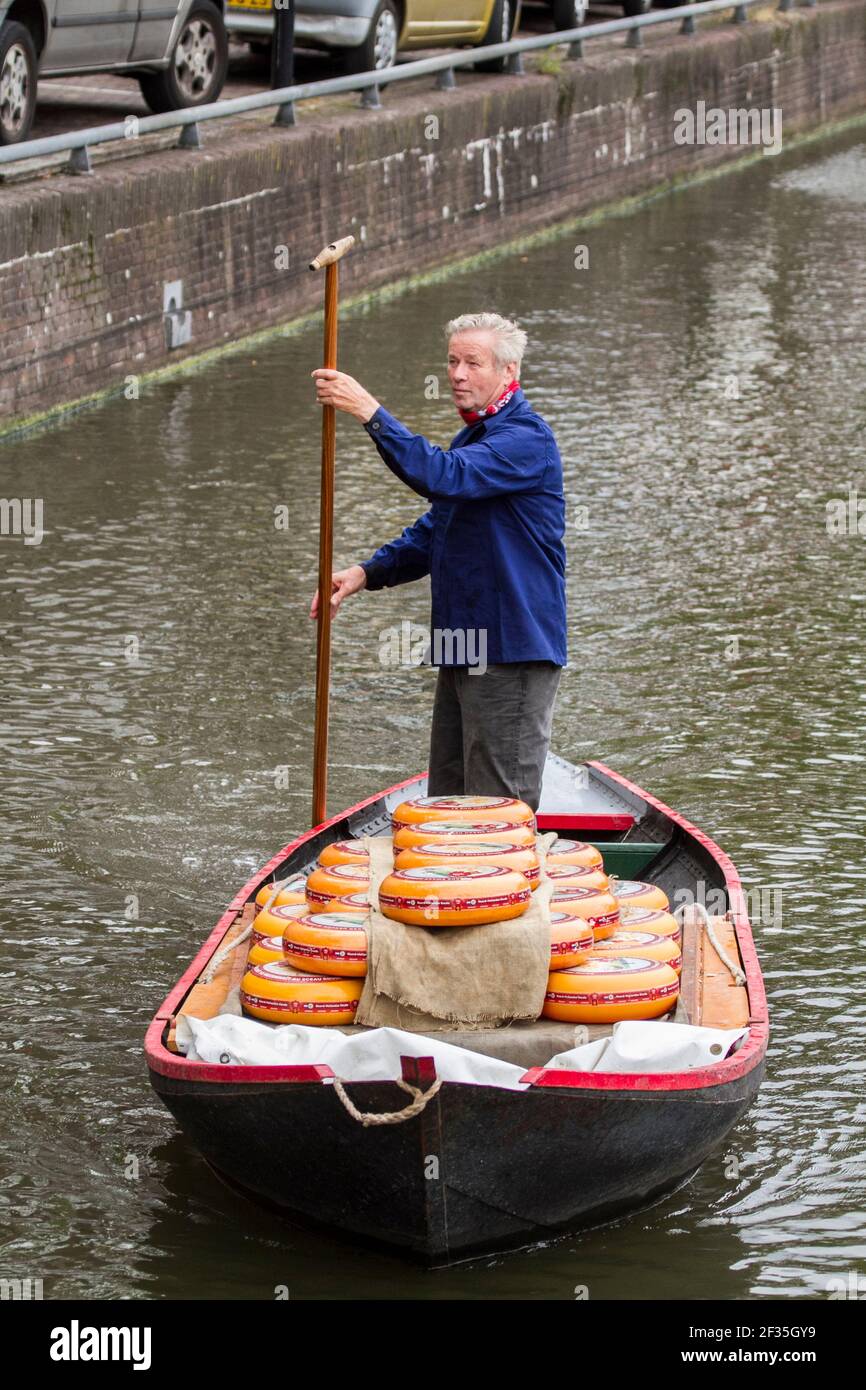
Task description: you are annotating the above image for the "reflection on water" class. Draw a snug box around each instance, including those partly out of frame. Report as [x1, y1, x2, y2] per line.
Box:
[1, 125, 865, 1299]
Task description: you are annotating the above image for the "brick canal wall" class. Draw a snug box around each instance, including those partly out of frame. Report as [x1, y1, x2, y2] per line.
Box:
[1, 1, 865, 433]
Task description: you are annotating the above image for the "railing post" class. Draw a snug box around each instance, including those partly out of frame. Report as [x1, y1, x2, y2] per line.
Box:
[178, 122, 201, 149]
[568, 38, 584, 59]
[680, 14, 696, 34]
[733, 2, 747, 21]
[69, 145, 92, 174]
[436, 67, 456, 90]
[361, 84, 382, 109]
[507, 51, 525, 75]
[626, 23, 642, 48]
[777, 0, 793, 9]
[274, 101, 296, 126]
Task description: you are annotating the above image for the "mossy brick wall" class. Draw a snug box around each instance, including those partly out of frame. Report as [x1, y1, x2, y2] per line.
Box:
[0, 0, 864, 429]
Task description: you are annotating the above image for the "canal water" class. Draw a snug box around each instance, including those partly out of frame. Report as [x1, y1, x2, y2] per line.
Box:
[2, 123, 865, 1301]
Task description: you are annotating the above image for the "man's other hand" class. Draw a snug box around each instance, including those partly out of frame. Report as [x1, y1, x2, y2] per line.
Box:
[310, 564, 368, 620]
[312, 368, 380, 423]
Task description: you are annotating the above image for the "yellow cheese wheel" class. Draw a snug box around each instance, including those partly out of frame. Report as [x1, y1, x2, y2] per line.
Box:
[618, 905, 681, 945]
[549, 910, 595, 970]
[546, 838, 604, 870]
[247, 934, 288, 967]
[379, 864, 531, 927]
[322, 890, 372, 913]
[240, 960, 363, 1026]
[614, 880, 670, 913]
[252, 901, 307, 947]
[391, 795, 535, 834]
[544, 862, 610, 893]
[255, 874, 308, 911]
[589, 930, 682, 974]
[305, 863, 371, 911]
[549, 885, 621, 940]
[393, 819, 536, 850]
[543, 957, 680, 1024]
[281, 910, 368, 978]
[394, 840, 540, 888]
[317, 839, 370, 869]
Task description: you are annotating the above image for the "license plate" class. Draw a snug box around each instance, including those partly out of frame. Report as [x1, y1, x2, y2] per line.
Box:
[228, 0, 271, 9]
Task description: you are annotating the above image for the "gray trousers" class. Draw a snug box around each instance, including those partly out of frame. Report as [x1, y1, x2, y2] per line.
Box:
[426, 661, 562, 813]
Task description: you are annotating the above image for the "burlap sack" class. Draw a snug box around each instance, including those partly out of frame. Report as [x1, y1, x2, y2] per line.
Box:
[355, 830, 557, 1032]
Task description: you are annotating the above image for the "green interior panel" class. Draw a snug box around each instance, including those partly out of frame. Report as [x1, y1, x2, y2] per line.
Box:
[585, 841, 670, 878]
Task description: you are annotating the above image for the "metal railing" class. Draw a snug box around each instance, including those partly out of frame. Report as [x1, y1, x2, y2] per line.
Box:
[0, 0, 816, 172]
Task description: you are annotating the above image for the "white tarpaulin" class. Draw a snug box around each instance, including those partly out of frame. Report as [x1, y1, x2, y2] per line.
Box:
[546, 1021, 749, 1073]
[176, 1014, 749, 1086]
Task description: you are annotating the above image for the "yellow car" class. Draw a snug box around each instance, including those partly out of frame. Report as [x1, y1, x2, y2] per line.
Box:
[225, 0, 523, 75]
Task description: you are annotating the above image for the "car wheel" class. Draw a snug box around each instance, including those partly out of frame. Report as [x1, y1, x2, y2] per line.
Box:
[0, 22, 37, 146]
[622, 0, 652, 14]
[475, 0, 517, 73]
[552, 0, 588, 28]
[342, 1, 400, 76]
[138, 1, 228, 113]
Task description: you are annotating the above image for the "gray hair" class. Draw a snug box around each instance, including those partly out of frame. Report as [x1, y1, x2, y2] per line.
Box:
[445, 313, 528, 374]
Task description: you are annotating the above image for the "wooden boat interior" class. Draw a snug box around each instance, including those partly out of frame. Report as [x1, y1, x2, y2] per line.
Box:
[166, 756, 752, 1071]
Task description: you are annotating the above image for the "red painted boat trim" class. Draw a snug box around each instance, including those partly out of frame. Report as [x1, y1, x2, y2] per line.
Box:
[145, 761, 768, 1095]
[536, 813, 635, 831]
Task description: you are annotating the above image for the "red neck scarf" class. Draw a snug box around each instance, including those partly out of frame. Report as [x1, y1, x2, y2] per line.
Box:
[457, 379, 520, 425]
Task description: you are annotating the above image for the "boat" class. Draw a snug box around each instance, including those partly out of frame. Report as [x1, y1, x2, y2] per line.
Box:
[144, 755, 768, 1266]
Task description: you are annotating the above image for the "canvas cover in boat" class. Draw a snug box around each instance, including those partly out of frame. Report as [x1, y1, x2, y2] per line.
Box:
[174, 1017, 749, 1086]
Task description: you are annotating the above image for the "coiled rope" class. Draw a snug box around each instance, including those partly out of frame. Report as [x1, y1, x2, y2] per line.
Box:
[674, 902, 746, 986]
[332, 1075, 443, 1126]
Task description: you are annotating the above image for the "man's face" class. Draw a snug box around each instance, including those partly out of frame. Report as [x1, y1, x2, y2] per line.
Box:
[447, 332, 515, 413]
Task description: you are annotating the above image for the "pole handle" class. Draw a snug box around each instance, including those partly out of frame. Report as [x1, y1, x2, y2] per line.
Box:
[309, 236, 355, 272]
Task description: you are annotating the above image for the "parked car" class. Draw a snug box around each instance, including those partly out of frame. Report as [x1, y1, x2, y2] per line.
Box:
[225, 0, 522, 75]
[0, 0, 229, 144]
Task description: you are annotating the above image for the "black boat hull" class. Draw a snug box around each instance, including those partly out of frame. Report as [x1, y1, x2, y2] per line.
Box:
[151, 1060, 765, 1264]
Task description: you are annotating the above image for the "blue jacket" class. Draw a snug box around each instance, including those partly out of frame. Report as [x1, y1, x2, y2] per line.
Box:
[359, 387, 567, 667]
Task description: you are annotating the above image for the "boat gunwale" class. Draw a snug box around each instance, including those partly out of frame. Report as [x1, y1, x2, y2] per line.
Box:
[144, 762, 768, 1094]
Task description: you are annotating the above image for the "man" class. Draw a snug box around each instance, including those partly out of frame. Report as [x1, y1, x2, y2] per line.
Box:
[310, 311, 567, 813]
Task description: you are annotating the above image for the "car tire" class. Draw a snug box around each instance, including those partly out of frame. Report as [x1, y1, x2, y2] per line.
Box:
[341, 0, 400, 76]
[475, 0, 517, 73]
[551, 0, 588, 29]
[138, 1, 228, 113]
[0, 22, 37, 146]
[622, 0, 652, 14]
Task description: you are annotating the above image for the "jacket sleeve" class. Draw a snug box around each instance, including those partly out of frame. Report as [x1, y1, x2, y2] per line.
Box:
[364, 406, 549, 501]
[360, 509, 434, 590]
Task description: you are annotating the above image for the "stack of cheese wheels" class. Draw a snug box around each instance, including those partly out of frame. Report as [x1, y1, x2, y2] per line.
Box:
[613, 880, 670, 913]
[281, 910, 368, 978]
[549, 908, 595, 970]
[240, 959, 363, 1026]
[254, 874, 307, 914]
[545, 838, 604, 870]
[252, 901, 308, 950]
[391, 795, 536, 836]
[394, 839, 540, 889]
[549, 885, 620, 940]
[305, 863, 371, 912]
[544, 862, 610, 894]
[543, 956, 679, 1024]
[379, 864, 531, 927]
[589, 929, 682, 974]
[619, 904, 681, 946]
[393, 819, 535, 851]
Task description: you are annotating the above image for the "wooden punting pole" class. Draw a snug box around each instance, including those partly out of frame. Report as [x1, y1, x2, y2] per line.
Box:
[308, 235, 355, 828]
